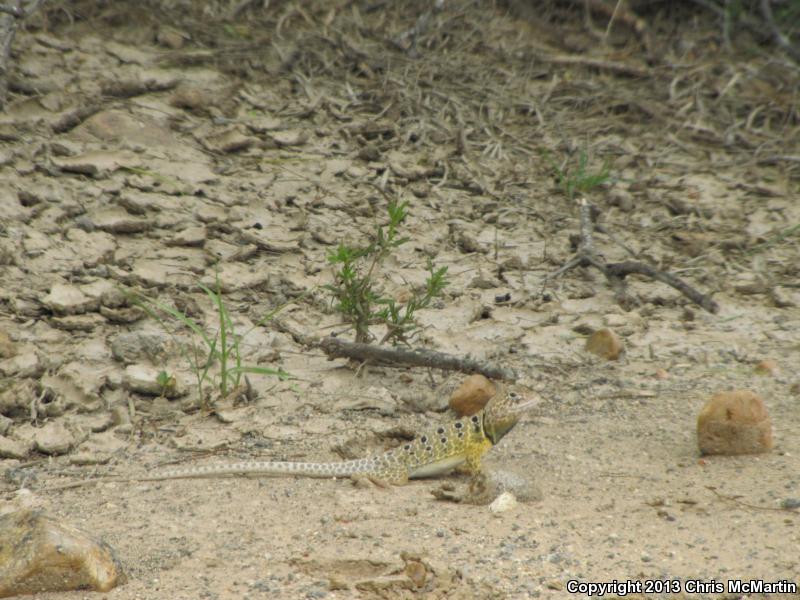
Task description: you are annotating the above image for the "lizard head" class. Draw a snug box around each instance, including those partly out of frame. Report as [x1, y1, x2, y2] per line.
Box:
[482, 385, 538, 445]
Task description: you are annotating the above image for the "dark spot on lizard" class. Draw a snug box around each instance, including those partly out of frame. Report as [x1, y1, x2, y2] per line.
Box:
[440, 437, 447, 444]
[437, 427, 444, 434]
[454, 422, 463, 429]
[426, 446, 433, 452]
[420, 436, 428, 444]
[404, 444, 411, 451]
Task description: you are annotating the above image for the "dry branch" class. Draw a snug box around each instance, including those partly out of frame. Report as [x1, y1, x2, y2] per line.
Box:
[271, 320, 517, 381]
[318, 336, 518, 382]
[546, 199, 720, 314]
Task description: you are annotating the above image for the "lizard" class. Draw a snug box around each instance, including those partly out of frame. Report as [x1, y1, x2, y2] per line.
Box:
[42, 385, 537, 490]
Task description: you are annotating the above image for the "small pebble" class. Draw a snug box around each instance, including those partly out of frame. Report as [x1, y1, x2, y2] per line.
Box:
[489, 492, 518, 514]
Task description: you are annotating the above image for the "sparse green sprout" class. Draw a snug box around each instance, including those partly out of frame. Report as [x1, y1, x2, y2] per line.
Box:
[156, 370, 176, 397]
[128, 278, 292, 409]
[545, 148, 611, 200]
[326, 201, 448, 345]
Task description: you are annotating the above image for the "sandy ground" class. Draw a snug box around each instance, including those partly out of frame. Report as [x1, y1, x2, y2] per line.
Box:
[1, 1, 799, 598]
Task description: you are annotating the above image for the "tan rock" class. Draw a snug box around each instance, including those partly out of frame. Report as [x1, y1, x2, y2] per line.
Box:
[43, 283, 93, 315]
[51, 151, 139, 179]
[654, 368, 669, 380]
[449, 374, 496, 416]
[33, 421, 75, 455]
[90, 207, 150, 234]
[697, 390, 773, 456]
[585, 328, 623, 361]
[0, 435, 30, 459]
[123, 364, 187, 398]
[0, 509, 126, 597]
[170, 85, 212, 110]
[0, 351, 43, 378]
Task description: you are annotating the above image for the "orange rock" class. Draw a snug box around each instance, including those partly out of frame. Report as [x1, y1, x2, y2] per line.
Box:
[449, 375, 496, 416]
[654, 368, 669, 380]
[697, 390, 773, 456]
[754, 359, 780, 376]
[585, 328, 623, 361]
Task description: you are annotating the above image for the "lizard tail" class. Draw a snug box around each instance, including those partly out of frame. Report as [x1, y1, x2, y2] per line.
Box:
[139, 459, 374, 481]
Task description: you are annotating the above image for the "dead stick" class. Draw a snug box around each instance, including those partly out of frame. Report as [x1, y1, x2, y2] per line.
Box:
[604, 261, 719, 314]
[318, 336, 517, 382]
[546, 198, 719, 314]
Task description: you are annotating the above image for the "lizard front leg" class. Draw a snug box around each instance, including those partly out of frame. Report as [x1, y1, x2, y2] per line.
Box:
[462, 438, 493, 475]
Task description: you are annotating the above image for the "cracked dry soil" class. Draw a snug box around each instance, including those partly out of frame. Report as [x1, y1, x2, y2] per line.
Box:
[0, 1, 799, 599]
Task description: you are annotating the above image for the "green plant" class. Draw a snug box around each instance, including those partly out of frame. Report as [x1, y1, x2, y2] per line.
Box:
[326, 201, 448, 345]
[156, 370, 176, 397]
[545, 148, 611, 200]
[131, 279, 291, 408]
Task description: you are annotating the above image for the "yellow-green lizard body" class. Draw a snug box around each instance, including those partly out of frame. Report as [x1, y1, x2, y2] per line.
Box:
[139, 386, 535, 485]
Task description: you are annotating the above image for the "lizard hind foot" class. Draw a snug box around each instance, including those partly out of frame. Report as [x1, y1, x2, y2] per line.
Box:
[349, 471, 408, 488]
[350, 474, 390, 489]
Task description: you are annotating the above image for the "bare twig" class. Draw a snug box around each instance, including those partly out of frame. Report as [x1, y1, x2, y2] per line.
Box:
[318, 336, 518, 382]
[545, 199, 720, 314]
